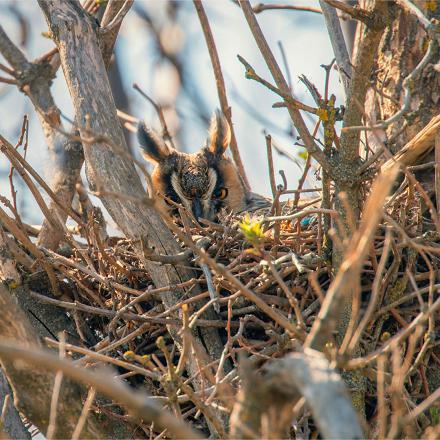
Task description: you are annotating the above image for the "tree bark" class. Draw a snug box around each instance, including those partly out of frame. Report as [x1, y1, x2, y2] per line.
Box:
[0, 370, 30, 440]
[37, 1, 225, 434]
[230, 349, 364, 439]
[37, 0, 130, 250]
[364, 0, 440, 393]
[0, 284, 132, 439]
[365, 1, 440, 150]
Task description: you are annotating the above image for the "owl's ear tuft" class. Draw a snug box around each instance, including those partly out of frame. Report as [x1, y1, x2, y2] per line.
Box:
[207, 110, 231, 157]
[137, 122, 170, 163]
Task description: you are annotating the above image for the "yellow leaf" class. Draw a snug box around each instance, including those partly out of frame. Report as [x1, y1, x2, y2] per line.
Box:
[239, 214, 264, 244]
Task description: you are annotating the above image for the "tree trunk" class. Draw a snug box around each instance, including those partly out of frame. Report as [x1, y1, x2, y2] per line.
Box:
[363, 0, 440, 394]
[37, 1, 225, 435]
[365, 2, 440, 149]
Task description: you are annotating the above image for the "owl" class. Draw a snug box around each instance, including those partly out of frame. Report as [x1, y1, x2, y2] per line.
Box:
[137, 111, 270, 221]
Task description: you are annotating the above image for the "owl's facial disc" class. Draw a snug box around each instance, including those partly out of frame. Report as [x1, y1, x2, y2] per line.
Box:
[171, 168, 219, 220]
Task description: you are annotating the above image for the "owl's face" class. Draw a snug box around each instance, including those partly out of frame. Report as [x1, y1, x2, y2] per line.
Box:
[138, 112, 250, 221]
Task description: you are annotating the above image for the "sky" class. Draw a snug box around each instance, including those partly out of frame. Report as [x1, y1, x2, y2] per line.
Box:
[0, 0, 345, 228]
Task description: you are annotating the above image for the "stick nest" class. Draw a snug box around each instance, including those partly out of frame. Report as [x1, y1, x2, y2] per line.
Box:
[5, 188, 439, 438]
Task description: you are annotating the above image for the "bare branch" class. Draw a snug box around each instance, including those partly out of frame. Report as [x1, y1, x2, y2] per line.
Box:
[319, 0, 352, 95]
[0, 342, 202, 440]
[252, 3, 322, 14]
[239, 0, 332, 172]
[230, 349, 363, 439]
[381, 114, 440, 171]
[36, 3, 227, 435]
[0, 371, 30, 440]
[193, 0, 250, 189]
[0, 284, 131, 438]
[305, 163, 400, 351]
[323, 0, 374, 25]
[265, 349, 364, 439]
[0, 26, 29, 72]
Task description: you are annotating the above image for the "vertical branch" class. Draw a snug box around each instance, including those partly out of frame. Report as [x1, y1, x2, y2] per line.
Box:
[339, 1, 387, 167]
[0, 1, 132, 252]
[193, 0, 250, 190]
[318, 0, 352, 95]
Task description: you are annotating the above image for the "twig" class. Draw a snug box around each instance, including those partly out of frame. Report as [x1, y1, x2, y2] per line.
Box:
[305, 163, 399, 351]
[239, 0, 332, 172]
[409, 386, 440, 421]
[319, 0, 351, 95]
[323, 0, 374, 25]
[264, 208, 336, 222]
[436, 130, 440, 220]
[0, 135, 84, 226]
[346, 290, 440, 369]
[200, 264, 219, 313]
[237, 55, 317, 115]
[45, 338, 159, 380]
[193, 0, 250, 189]
[252, 3, 322, 14]
[265, 349, 363, 439]
[71, 387, 96, 440]
[46, 333, 65, 440]
[158, 208, 306, 339]
[100, 0, 133, 33]
[382, 115, 440, 169]
[347, 227, 392, 353]
[394, 0, 434, 31]
[0, 342, 203, 440]
[133, 83, 176, 148]
[0, 395, 10, 427]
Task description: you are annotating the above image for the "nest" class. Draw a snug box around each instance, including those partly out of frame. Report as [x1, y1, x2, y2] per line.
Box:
[3, 177, 439, 438]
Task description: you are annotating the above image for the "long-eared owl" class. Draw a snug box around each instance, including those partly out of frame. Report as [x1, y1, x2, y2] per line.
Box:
[137, 111, 270, 221]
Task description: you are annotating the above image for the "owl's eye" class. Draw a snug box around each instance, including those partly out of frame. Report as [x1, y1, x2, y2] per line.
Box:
[213, 187, 228, 200]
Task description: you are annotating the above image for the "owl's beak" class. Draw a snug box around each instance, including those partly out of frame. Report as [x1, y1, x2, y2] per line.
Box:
[191, 198, 203, 220]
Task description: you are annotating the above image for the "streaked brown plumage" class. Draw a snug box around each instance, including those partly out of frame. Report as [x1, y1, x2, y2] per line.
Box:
[137, 111, 270, 221]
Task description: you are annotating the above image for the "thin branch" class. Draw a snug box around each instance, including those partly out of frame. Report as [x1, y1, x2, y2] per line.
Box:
[239, 0, 333, 172]
[193, 0, 250, 189]
[71, 387, 96, 440]
[395, 0, 433, 31]
[382, 114, 440, 171]
[265, 349, 364, 439]
[319, 0, 351, 95]
[323, 0, 374, 25]
[46, 334, 66, 440]
[100, 0, 133, 33]
[305, 163, 399, 351]
[237, 55, 318, 114]
[0, 342, 202, 440]
[0, 25, 29, 71]
[252, 3, 322, 14]
[133, 83, 176, 148]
